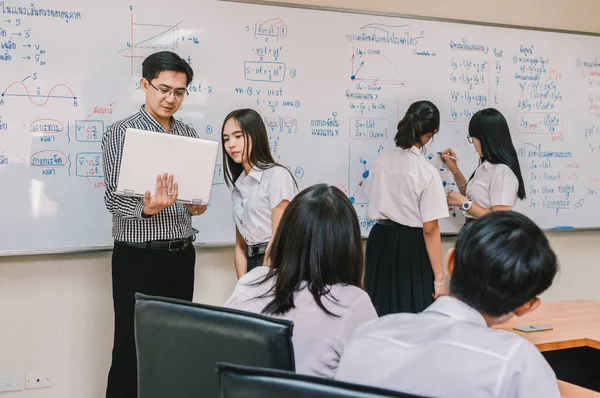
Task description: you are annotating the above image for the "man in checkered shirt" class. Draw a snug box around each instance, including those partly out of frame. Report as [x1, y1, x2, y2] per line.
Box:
[101, 51, 207, 398]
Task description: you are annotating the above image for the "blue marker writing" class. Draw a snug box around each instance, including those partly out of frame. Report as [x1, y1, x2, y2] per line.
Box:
[438, 151, 459, 161]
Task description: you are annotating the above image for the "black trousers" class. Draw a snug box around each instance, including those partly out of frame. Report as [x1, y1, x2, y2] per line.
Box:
[106, 242, 195, 398]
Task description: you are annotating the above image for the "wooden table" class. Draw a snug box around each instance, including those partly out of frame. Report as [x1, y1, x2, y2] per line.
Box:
[496, 300, 600, 397]
[558, 381, 600, 398]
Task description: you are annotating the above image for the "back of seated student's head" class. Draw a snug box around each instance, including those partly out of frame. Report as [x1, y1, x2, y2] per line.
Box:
[448, 211, 558, 322]
[261, 183, 364, 317]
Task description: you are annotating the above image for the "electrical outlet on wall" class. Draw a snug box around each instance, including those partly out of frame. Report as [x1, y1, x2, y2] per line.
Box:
[0, 375, 23, 392]
[25, 372, 51, 389]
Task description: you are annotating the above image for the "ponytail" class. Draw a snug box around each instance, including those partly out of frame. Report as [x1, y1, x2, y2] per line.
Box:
[394, 100, 440, 149]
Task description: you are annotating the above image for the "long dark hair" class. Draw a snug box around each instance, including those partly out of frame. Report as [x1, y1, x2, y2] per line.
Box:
[221, 108, 296, 188]
[468, 109, 526, 200]
[395, 100, 440, 149]
[259, 184, 364, 317]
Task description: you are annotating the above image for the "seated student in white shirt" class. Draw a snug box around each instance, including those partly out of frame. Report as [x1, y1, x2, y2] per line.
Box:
[224, 184, 378, 378]
[365, 100, 449, 316]
[221, 109, 298, 277]
[336, 211, 560, 398]
[441, 108, 526, 220]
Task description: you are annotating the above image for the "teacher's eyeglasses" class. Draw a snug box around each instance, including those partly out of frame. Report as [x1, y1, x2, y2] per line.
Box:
[147, 80, 188, 99]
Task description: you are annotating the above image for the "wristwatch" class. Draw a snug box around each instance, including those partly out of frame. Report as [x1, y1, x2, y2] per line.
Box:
[461, 200, 473, 213]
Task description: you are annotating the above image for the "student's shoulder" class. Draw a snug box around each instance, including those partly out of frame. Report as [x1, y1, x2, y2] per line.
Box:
[265, 164, 294, 182]
[331, 284, 373, 307]
[497, 331, 558, 384]
[420, 157, 440, 175]
[416, 157, 443, 185]
[492, 162, 518, 180]
[351, 311, 415, 337]
[484, 326, 543, 358]
[238, 266, 270, 286]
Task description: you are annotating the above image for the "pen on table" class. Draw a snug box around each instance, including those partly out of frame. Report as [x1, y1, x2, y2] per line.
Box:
[438, 151, 459, 161]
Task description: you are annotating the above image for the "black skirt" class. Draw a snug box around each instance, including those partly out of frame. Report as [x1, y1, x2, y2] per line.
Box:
[365, 220, 434, 316]
[247, 253, 265, 273]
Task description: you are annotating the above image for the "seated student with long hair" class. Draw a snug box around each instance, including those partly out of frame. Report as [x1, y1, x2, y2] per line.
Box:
[224, 184, 378, 378]
[441, 108, 526, 220]
[336, 211, 560, 398]
[221, 109, 298, 277]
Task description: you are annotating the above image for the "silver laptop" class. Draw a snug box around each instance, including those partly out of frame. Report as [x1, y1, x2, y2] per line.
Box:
[116, 128, 219, 204]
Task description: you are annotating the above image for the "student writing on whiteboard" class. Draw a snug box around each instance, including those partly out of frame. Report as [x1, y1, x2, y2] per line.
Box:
[364, 100, 449, 316]
[441, 108, 526, 220]
[225, 184, 377, 378]
[101, 51, 207, 398]
[221, 109, 298, 278]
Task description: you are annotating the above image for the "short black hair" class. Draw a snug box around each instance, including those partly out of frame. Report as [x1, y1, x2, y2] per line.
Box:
[450, 211, 558, 317]
[259, 184, 364, 317]
[395, 100, 440, 149]
[142, 51, 193, 86]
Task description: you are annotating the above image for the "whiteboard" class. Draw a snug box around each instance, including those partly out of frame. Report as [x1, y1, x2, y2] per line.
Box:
[1, 0, 599, 255]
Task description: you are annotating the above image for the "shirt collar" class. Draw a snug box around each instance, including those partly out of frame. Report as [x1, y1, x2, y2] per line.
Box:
[139, 105, 175, 132]
[394, 146, 425, 157]
[423, 296, 487, 327]
[234, 167, 265, 188]
[248, 167, 265, 182]
[480, 159, 493, 170]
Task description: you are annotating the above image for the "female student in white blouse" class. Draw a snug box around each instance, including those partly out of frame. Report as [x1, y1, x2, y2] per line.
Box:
[441, 108, 526, 220]
[365, 100, 449, 316]
[221, 109, 298, 278]
[224, 184, 378, 378]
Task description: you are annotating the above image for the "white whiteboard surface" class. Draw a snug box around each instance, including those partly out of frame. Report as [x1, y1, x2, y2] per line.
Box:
[0, 0, 599, 255]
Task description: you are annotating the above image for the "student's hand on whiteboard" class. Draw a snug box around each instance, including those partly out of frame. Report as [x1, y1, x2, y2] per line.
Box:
[183, 204, 208, 216]
[142, 173, 178, 216]
[440, 148, 459, 173]
[446, 191, 467, 207]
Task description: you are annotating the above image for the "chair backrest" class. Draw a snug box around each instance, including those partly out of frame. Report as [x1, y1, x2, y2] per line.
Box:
[134, 293, 295, 398]
[216, 362, 431, 398]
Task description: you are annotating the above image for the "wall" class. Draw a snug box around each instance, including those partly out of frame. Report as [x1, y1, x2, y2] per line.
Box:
[1, 1, 599, 397]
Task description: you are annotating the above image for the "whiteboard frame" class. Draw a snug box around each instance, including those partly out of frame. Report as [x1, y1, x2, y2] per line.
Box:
[3, 1, 599, 257]
[222, 0, 600, 37]
[0, 229, 595, 257]
[0, 241, 236, 258]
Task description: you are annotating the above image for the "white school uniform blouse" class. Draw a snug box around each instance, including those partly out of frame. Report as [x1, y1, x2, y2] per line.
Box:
[367, 146, 449, 228]
[335, 296, 560, 398]
[232, 166, 297, 246]
[466, 161, 519, 218]
[224, 266, 378, 378]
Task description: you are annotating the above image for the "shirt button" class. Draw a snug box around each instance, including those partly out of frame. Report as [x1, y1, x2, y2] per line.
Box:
[240, 220, 244, 225]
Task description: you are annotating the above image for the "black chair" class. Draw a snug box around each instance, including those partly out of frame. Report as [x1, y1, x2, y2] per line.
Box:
[134, 293, 295, 398]
[216, 362, 431, 398]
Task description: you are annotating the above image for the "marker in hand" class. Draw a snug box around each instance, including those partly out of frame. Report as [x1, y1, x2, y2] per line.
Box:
[438, 151, 459, 161]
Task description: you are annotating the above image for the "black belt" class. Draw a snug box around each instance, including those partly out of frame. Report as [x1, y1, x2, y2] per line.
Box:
[376, 219, 422, 231]
[116, 236, 194, 252]
[247, 242, 268, 258]
[377, 219, 401, 227]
